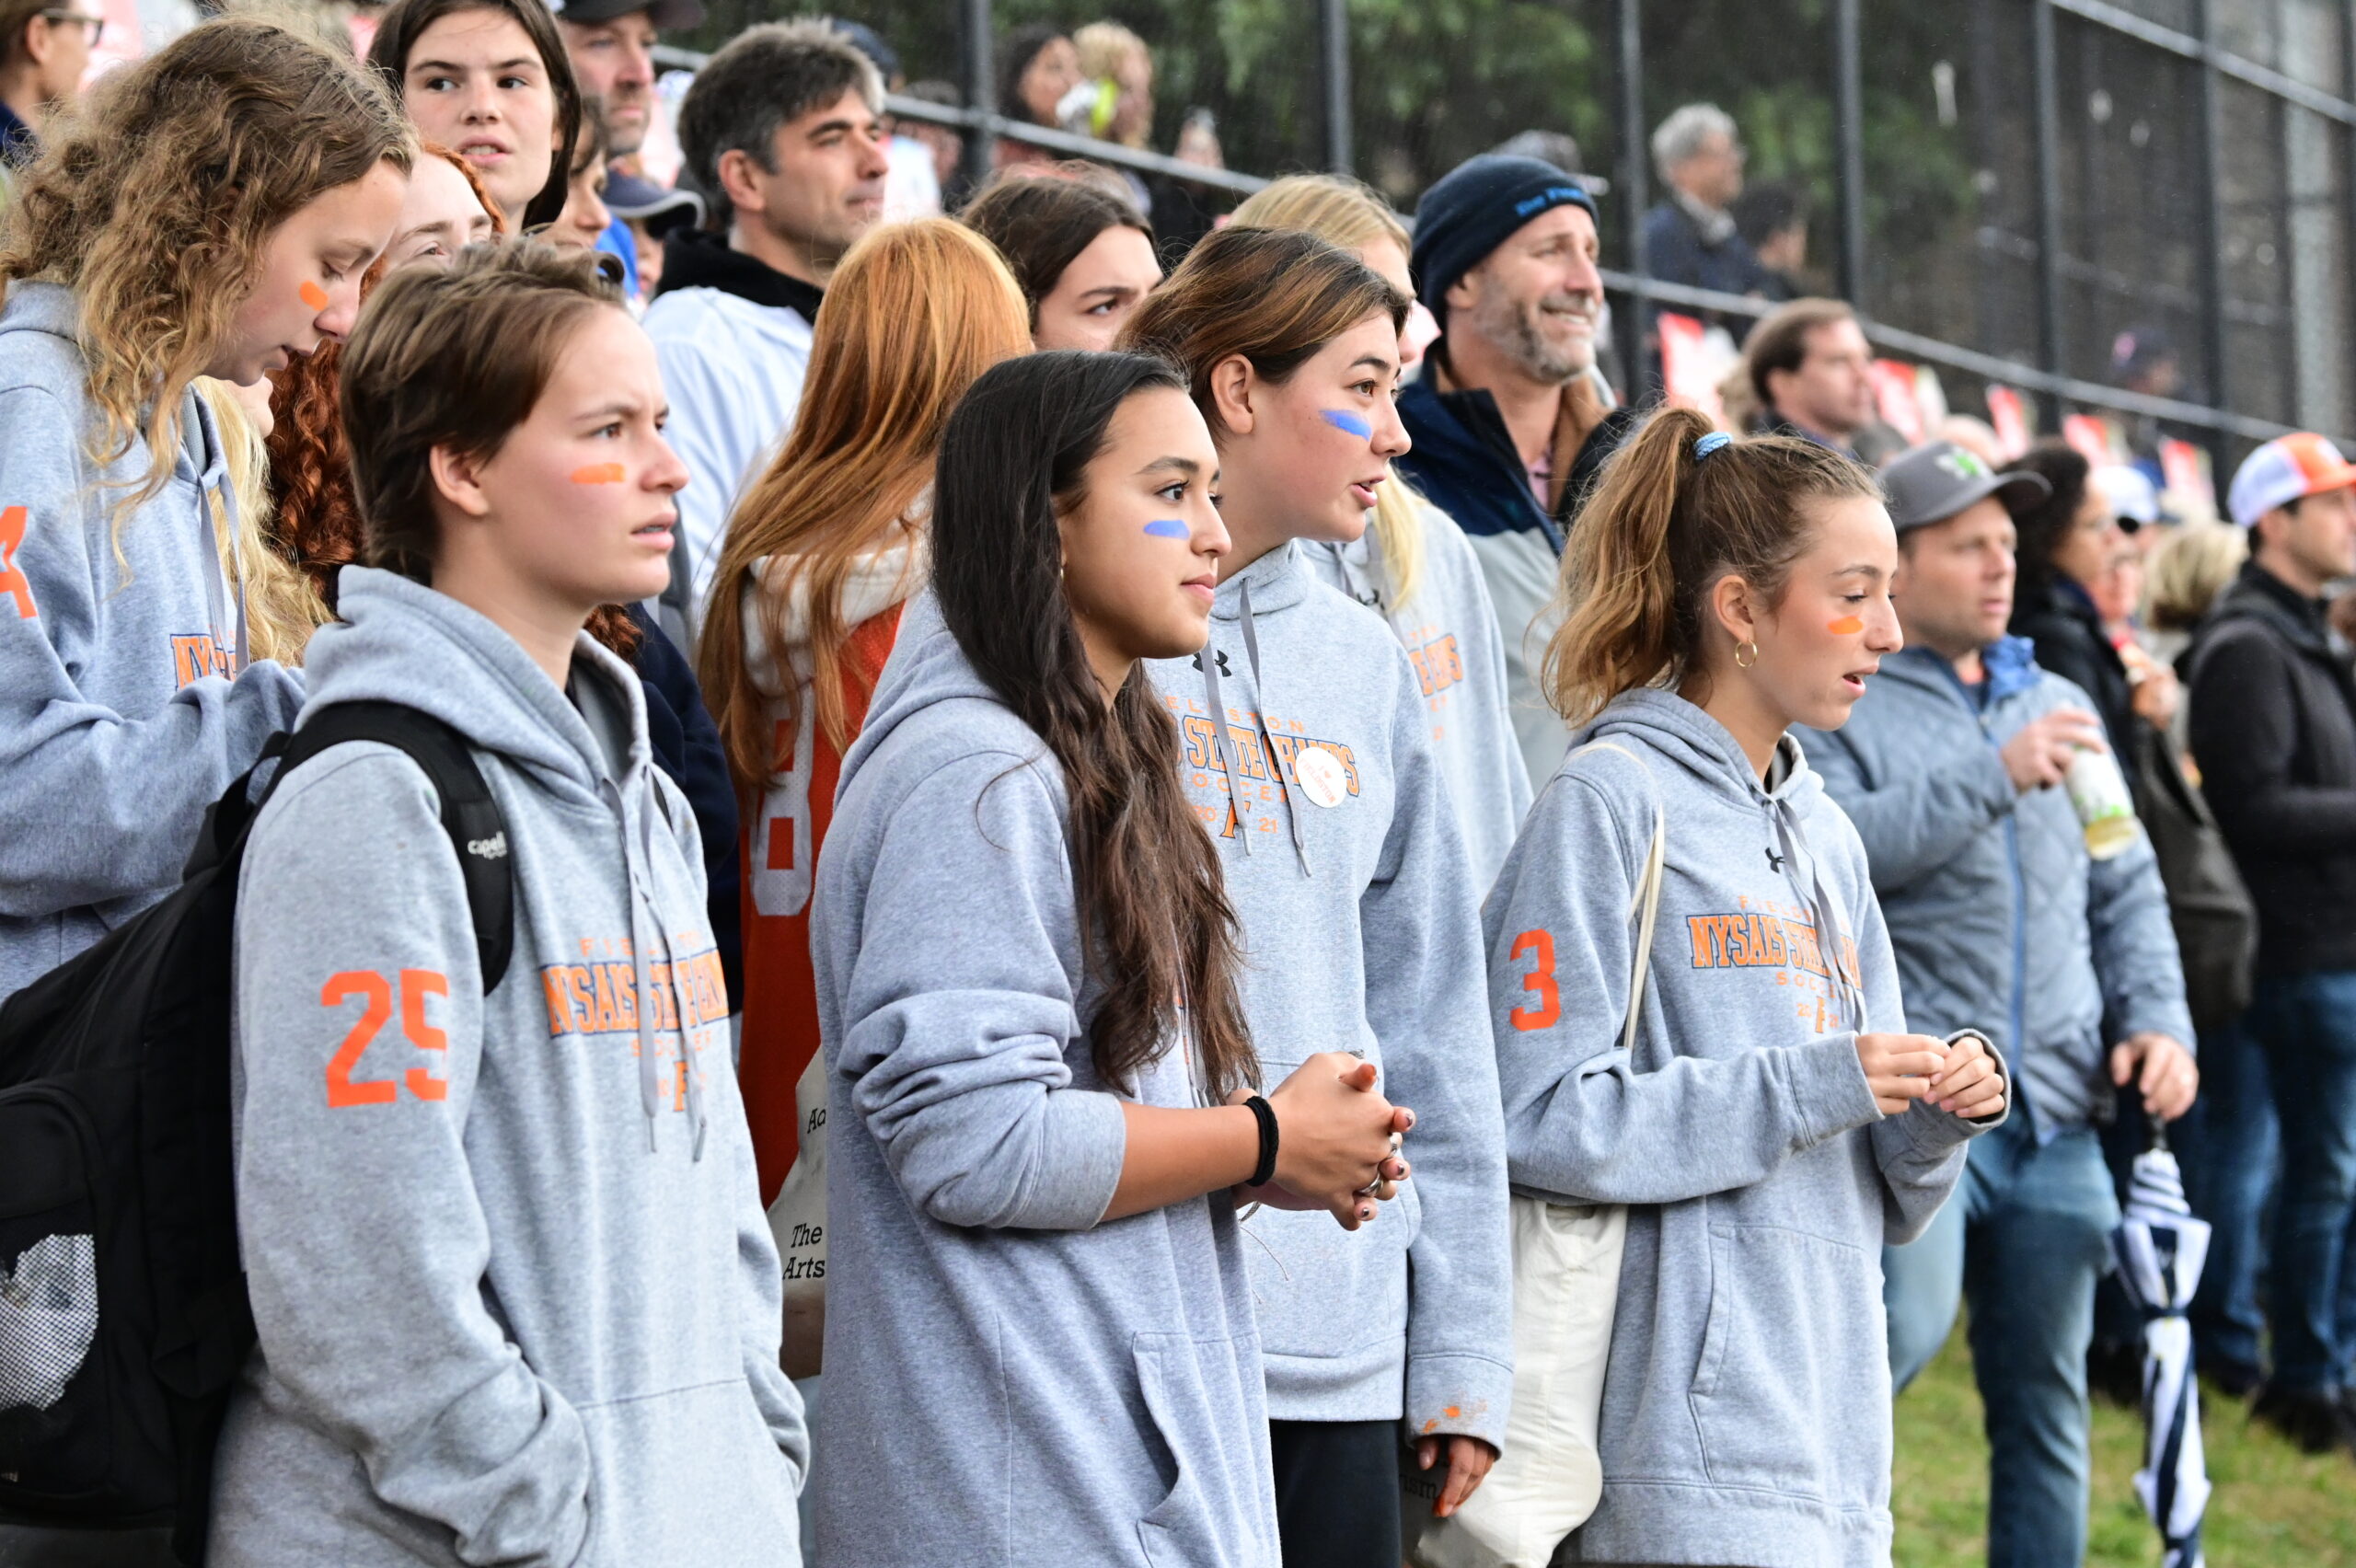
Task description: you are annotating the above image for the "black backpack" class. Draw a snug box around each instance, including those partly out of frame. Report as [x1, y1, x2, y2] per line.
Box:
[0, 702, 514, 1564]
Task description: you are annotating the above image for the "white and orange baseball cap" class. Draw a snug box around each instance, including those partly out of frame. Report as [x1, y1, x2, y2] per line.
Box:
[2227, 432, 2356, 526]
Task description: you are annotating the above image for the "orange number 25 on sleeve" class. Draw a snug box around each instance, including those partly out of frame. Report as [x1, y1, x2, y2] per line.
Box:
[322, 969, 451, 1108]
[1508, 929, 1560, 1031]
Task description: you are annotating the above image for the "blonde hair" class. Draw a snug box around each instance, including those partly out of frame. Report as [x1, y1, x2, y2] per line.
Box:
[1072, 22, 1148, 146]
[700, 218, 1034, 783]
[0, 18, 413, 521]
[1074, 20, 1147, 80]
[2144, 522, 2247, 634]
[196, 379, 330, 665]
[1228, 174, 1427, 607]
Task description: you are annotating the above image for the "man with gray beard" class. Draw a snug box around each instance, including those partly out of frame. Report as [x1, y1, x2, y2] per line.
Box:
[1399, 154, 1638, 786]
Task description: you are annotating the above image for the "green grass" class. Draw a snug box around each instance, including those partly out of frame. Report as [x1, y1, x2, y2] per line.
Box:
[1893, 1326, 2356, 1565]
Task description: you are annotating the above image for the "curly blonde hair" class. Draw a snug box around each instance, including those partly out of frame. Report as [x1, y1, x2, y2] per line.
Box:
[196, 379, 333, 665]
[0, 17, 414, 520]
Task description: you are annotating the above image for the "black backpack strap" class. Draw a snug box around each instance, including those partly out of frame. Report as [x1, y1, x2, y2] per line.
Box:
[271, 702, 515, 992]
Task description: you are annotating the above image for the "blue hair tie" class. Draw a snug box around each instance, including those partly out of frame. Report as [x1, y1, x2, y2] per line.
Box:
[1694, 431, 1732, 458]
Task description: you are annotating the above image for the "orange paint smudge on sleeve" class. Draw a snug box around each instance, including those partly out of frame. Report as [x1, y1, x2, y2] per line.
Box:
[1444, 1406, 1461, 1419]
[571, 464, 626, 485]
[299, 280, 330, 312]
[1826, 616, 1865, 635]
[1422, 1418, 1438, 1434]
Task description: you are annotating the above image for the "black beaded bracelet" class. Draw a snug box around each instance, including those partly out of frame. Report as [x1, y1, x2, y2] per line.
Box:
[1243, 1094, 1279, 1188]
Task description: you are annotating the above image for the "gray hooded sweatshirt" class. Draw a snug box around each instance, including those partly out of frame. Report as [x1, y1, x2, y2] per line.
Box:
[1143, 543, 1513, 1447]
[0, 281, 304, 1001]
[1303, 497, 1533, 893]
[214, 568, 805, 1568]
[808, 591, 1279, 1568]
[1485, 690, 1998, 1568]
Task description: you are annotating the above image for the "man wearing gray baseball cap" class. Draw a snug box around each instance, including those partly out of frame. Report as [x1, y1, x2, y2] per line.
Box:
[1801, 439, 2199, 1568]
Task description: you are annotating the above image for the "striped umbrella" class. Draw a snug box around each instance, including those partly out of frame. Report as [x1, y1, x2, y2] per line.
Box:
[2108, 1136, 2212, 1568]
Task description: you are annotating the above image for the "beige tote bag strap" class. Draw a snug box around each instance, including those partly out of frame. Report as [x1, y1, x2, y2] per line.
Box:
[1575, 740, 1667, 1054]
[1407, 741, 1663, 1567]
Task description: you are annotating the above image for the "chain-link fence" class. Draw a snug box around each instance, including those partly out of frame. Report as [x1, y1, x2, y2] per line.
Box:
[666, 0, 2356, 477]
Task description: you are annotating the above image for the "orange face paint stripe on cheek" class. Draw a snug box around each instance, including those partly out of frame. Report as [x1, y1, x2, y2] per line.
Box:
[299, 281, 329, 312]
[1826, 616, 1865, 635]
[571, 464, 626, 484]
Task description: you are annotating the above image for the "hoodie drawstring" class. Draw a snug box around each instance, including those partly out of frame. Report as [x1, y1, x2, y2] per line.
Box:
[1195, 578, 1312, 875]
[199, 469, 250, 674]
[607, 778, 710, 1160]
[1769, 796, 1867, 1032]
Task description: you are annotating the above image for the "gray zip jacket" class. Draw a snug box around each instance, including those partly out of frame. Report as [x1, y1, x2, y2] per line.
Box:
[214, 568, 804, 1568]
[0, 281, 303, 1001]
[1801, 640, 2194, 1135]
[809, 592, 1278, 1567]
[1488, 690, 1997, 1568]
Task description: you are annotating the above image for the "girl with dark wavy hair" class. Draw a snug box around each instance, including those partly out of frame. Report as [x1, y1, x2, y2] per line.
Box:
[0, 16, 410, 1004]
[806, 349, 1408, 1567]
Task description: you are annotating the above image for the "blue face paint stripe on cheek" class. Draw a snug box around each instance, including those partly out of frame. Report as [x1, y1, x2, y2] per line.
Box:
[1321, 409, 1374, 439]
[1142, 520, 1189, 538]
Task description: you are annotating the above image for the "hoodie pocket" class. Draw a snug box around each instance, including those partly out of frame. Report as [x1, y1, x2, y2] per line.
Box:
[1687, 1223, 1887, 1505]
[1132, 1331, 1275, 1568]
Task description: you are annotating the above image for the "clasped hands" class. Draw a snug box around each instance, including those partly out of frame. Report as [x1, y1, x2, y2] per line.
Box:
[1856, 1030, 2008, 1121]
[1227, 1053, 1412, 1231]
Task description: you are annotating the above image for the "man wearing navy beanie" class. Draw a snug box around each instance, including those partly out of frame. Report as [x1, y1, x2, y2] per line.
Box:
[1396, 154, 1638, 786]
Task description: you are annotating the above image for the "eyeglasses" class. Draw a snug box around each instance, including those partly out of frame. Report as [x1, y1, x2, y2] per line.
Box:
[39, 10, 106, 44]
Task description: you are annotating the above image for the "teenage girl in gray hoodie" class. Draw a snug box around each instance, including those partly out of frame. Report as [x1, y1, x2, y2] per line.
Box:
[1122, 225, 1513, 1566]
[809, 350, 1413, 1568]
[1484, 408, 2009, 1568]
[216, 244, 808, 1567]
[0, 19, 410, 1003]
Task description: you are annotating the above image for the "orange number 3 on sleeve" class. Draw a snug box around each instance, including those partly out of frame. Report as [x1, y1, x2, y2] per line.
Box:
[1508, 929, 1560, 1032]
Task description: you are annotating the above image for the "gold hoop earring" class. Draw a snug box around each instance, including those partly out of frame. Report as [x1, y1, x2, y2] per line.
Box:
[1734, 639, 1759, 669]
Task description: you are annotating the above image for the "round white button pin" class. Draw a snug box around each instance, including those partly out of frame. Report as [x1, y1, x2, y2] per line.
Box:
[1293, 746, 1348, 808]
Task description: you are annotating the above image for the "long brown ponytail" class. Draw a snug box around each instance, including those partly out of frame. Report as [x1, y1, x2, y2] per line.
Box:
[931, 350, 1255, 1101]
[1544, 405, 1879, 723]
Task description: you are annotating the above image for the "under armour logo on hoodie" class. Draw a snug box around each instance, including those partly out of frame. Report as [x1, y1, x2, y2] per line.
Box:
[1192, 649, 1233, 677]
[1764, 847, 1786, 872]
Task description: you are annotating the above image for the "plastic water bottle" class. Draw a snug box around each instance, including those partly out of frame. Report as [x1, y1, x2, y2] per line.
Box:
[2064, 745, 2138, 859]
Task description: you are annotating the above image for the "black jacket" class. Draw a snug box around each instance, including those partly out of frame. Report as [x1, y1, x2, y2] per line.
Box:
[1394, 375, 1638, 548]
[651, 227, 826, 317]
[2187, 561, 2356, 976]
[1640, 199, 1770, 332]
[2015, 576, 2137, 762]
